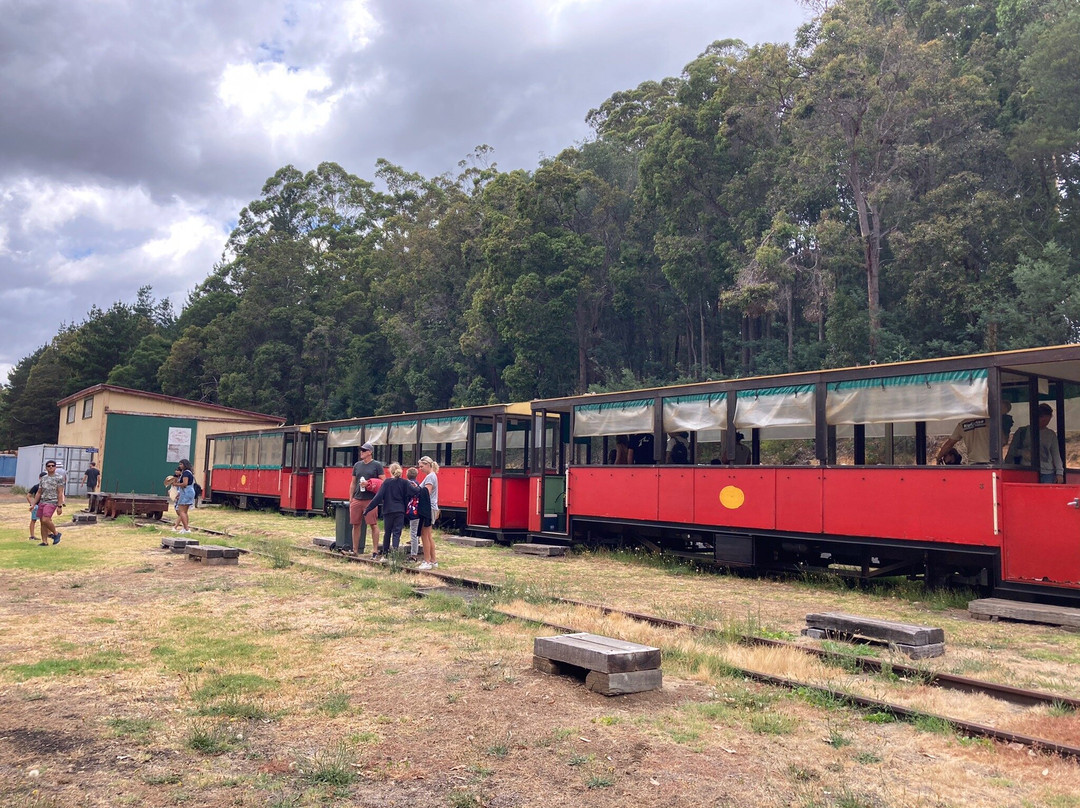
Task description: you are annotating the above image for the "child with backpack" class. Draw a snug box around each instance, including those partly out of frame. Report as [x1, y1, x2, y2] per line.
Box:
[405, 467, 421, 559]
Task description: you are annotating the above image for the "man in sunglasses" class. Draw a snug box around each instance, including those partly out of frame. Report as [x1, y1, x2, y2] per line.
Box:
[33, 461, 66, 545]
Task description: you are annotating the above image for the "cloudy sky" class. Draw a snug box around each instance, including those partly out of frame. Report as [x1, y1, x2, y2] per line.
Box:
[0, 0, 809, 383]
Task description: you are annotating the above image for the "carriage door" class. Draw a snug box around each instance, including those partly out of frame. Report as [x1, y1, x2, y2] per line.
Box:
[466, 416, 494, 527]
[490, 414, 531, 532]
[533, 410, 567, 535]
[1000, 376, 1080, 589]
[311, 429, 326, 512]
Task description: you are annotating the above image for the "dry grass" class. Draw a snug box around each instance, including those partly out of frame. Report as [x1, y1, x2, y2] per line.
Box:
[0, 493, 1078, 807]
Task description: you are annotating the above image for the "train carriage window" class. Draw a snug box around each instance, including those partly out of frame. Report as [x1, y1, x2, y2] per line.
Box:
[502, 418, 530, 472]
[263, 434, 279, 468]
[1062, 382, 1080, 471]
[314, 434, 326, 469]
[421, 416, 468, 468]
[283, 434, 295, 468]
[573, 398, 655, 466]
[735, 386, 816, 465]
[473, 421, 494, 467]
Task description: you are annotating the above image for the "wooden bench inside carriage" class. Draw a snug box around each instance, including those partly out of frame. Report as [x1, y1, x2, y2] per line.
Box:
[186, 544, 242, 566]
[802, 612, 945, 659]
[533, 632, 662, 695]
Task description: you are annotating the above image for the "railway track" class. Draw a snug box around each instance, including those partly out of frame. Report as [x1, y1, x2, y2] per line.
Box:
[165, 530, 1080, 761]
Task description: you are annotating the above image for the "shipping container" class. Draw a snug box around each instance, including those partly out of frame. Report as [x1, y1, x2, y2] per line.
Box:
[0, 453, 16, 484]
[15, 444, 96, 496]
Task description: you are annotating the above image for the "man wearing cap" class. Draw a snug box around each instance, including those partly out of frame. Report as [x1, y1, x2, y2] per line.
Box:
[348, 442, 384, 554]
[1007, 403, 1064, 483]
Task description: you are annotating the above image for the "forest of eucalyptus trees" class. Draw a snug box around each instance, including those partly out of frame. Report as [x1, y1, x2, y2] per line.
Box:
[2, 0, 1078, 446]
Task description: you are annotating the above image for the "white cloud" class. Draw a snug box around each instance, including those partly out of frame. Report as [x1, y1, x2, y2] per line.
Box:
[217, 62, 341, 140]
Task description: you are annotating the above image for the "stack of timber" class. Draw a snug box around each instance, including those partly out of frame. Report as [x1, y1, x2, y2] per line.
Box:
[446, 536, 494, 548]
[186, 545, 242, 566]
[533, 632, 662, 695]
[162, 536, 200, 553]
[968, 598, 1080, 630]
[802, 612, 945, 659]
[513, 543, 566, 557]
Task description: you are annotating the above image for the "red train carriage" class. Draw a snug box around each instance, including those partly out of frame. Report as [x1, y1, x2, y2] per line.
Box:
[314, 403, 534, 543]
[528, 345, 1080, 606]
[204, 426, 325, 514]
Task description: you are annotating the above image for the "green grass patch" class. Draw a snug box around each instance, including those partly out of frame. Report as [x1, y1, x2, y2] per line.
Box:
[195, 696, 271, 720]
[151, 625, 273, 673]
[186, 720, 235, 754]
[0, 539, 101, 573]
[106, 716, 155, 740]
[192, 672, 277, 702]
[298, 741, 356, 786]
[749, 712, 798, 735]
[7, 650, 127, 681]
[910, 714, 954, 736]
[320, 689, 351, 716]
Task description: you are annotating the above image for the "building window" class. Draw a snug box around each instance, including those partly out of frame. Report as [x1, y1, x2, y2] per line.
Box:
[82, 397, 94, 418]
[66, 404, 76, 424]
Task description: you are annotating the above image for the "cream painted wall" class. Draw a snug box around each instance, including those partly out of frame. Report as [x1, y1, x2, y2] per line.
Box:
[57, 388, 282, 486]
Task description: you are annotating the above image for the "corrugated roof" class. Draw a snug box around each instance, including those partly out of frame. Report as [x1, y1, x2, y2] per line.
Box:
[56, 384, 285, 423]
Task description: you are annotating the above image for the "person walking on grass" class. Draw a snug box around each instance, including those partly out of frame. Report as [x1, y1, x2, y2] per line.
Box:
[26, 471, 45, 542]
[175, 459, 196, 533]
[33, 461, 65, 546]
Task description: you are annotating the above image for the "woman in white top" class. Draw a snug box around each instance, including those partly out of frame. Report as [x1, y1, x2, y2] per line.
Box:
[417, 456, 439, 569]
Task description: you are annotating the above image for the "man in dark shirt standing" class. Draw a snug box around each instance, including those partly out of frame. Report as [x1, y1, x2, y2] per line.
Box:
[83, 462, 100, 496]
[348, 442, 384, 555]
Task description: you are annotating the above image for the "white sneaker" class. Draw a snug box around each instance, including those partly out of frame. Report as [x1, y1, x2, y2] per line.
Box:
[417, 561, 432, 570]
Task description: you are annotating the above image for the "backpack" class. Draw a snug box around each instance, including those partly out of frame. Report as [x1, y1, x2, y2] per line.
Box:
[406, 490, 420, 519]
[193, 482, 203, 499]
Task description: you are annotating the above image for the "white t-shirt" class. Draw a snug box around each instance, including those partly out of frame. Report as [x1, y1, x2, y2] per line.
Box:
[949, 419, 990, 463]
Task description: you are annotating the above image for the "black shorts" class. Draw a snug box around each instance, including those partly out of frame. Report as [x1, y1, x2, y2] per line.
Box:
[418, 516, 432, 528]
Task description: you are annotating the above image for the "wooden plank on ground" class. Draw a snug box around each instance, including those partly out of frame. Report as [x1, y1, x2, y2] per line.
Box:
[534, 633, 660, 673]
[446, 536, 495, 547]
[805, 612, 944, 646]
[968, 598, 1080, 629]
[187, 544, 241, 560]
[162, 537, 200, 552]
[585, 668, 663, 696]
[513, 543, 566, 557]
[312, 536, 335, 548]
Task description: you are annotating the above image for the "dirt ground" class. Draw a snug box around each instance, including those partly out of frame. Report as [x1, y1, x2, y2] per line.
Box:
[1, 491, 1079, 807]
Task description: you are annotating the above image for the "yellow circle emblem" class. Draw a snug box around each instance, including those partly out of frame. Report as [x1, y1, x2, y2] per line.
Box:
[719, 485, 745, 509]
[241, 474, 247, 486]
